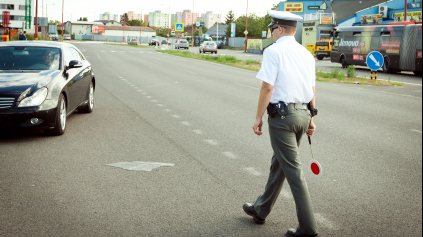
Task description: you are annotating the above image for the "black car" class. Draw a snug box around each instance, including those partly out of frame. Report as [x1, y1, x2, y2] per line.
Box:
[0, 41, 95, 136]
[149, 39, 159, 46]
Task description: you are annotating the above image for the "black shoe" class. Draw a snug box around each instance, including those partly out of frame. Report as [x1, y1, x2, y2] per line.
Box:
[242, 203, 265, 224]
[286, 228, 318, 237]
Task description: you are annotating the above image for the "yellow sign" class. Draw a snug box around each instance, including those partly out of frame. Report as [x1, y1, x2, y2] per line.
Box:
[321, 16, 333, 25]
[284, 2, 304, 13]
[361, 14, 382, 25]
[306, 44, 316, 56]
[393, 11, 422, 22]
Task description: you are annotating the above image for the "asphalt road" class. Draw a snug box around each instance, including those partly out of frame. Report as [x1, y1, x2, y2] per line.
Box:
[0, 42, 421, 237]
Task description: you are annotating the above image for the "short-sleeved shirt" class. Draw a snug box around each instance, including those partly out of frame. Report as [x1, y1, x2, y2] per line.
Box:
[256, 36, 315, 104]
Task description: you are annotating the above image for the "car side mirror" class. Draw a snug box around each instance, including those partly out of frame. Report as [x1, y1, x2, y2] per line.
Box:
[68, 60, 82, 69]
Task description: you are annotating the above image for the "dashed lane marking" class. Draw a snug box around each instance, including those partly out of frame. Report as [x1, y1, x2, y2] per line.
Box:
[205, 140, 219, 146]
[176, 68, 197, 75]
[106, 161, 175, 172]
[234, 83, 259, 90]
[193, 130, 203, 135]
[243, 167, 261, 176]
[314, 213, 339, 230]
[172, 115, 180, 118]
[181, 121, 190, 126]
[157, 104, 164, 107]
[223, 152, 237, 159]
[411, 129, 422, 134]
[164, 109, 172, 112]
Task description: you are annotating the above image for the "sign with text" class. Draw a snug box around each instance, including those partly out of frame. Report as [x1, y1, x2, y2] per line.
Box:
[92, 25, 105, 34]
[321, 16, 333, 25]
[231, 23, 236, 37]
[196, 17, 205, 22]
[284, 3, 304, 13]
[308, 1, 327, 10]
[361, 14, 382, 25]
[382, 41, 400, 54]
[418, 51, 422, 58]
[393, 11, 422, 22]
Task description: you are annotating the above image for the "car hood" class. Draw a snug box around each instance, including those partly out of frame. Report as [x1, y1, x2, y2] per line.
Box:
[0, 70, 61, 98]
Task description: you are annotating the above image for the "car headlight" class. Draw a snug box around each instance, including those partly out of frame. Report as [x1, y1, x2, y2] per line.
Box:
[18, 88, 48, 107]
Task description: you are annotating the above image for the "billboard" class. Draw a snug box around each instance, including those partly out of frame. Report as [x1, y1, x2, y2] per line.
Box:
[284, 3, 304, 13]
[321, 16, 333, 25]
[231, 23, 236, 37]
[92, 26, 105, 34]
[247, 39, 263, 51]
[393, 11, 422, 22]
[361, 14, 382, 25]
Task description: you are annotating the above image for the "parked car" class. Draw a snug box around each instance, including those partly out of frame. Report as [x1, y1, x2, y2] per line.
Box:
[162, 40, 168, 45]
[128, 38, 138, 45]
[199, 41, 218, 54]
[215, 41, 223, 49]
[149, 39, 159, 46]
[63, 35, 71, 41]
[0, 41, 95, 136]
[176, 40, 189, 50]
[49, 33, 58, 41]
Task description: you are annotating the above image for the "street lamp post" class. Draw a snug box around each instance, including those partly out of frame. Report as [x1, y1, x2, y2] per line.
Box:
[192, 0, 194, 47]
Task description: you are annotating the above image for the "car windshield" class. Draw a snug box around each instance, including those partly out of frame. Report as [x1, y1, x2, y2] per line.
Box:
[316, 42, 329, 46]
[0, 46, 61, 71]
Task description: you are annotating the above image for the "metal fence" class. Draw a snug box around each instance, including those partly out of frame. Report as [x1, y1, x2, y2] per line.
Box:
[228, 37, 246, 47]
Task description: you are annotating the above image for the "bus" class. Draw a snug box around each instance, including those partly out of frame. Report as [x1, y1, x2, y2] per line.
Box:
[330, 22, 422, 76]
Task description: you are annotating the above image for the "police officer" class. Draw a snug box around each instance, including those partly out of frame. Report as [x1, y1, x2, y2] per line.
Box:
[242, 10, 319, 237]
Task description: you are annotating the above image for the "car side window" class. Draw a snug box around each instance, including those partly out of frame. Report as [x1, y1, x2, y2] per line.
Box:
[64, 48, 75, 66]
[69, 48, 83, 61]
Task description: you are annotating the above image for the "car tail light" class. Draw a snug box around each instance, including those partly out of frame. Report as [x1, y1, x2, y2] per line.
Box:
[205, 46, 207, 49]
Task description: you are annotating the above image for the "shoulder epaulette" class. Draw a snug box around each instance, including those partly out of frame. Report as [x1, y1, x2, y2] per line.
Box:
[263, 43, 274, 52]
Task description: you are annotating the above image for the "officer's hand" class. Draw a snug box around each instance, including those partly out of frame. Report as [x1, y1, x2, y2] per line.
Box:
[307, 121, 316, 137]
[253, 118, 263, 136]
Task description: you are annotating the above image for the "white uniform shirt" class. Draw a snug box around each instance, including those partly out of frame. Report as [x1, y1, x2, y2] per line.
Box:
[256, 36, 315, 104]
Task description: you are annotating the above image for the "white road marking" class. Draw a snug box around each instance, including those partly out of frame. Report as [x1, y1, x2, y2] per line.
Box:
[181, 121, 190, 126]
[332, 84, 422, 99]
[223, 152, 237, 159]
[146, 96, 152, 98]
[205, 140, 219, 146]
[411, 129, 422, 134]
[151, 100, 158, 103]
[377, 78, 422, 86]
[172, 115, 180, 118]
[141, 93, 147, 95]
[164, 109, 172, 112]
[110, 51, 115, 52]
[106, 161, 175, 172]
[243, 167, 261, 176]
[176, 68, 197, 75]
[148, 52, 153, 54]
[314, 213, 338, 230]
[193, 130, 203, 135]
[234, 83, 259, 90]
[138, 90, 143, 92]
[157, 104, 164, 107]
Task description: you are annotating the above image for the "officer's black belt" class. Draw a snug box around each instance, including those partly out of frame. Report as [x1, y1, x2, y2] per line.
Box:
[267, 102, 308, 118]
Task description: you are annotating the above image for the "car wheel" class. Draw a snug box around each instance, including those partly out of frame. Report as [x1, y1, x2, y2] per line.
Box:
[382, 57, 392, 73]
[45, 94, 66, 136]
[79, 81, 95, 113]
[317, 55, 324, 60]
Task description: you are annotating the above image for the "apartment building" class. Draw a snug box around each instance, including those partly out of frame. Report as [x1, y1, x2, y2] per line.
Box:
[99, 12, 119, 22]
[0, 0, 34, 32]
[181, 10, 199, 27]
[127, 11, 142, 21]
[201, 11, 222, 28]
[148, 11, 169, 28]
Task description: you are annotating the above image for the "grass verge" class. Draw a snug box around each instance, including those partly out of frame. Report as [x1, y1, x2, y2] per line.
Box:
[104, 43, 155, 48]
[221, 45, 245, 51]
[157, 50, 403, 86]
[157, 50, 261, 71]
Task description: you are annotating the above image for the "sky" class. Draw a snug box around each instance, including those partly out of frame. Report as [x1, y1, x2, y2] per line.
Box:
[38, 0, 286, 23]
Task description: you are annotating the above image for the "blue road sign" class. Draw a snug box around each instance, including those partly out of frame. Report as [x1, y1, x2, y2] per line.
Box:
[366, 51, 384, 71]
[175, 23, 184, 32]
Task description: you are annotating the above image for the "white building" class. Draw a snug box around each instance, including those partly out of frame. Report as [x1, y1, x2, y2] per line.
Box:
[0, 0, 35, 32]
[126, 11, 143, 21]
[99, 12, 119, 22]
[148, 11, 169, 28]
[201, 11, 222, 29]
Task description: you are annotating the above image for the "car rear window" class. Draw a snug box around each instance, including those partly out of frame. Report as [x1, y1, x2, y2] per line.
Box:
[0, 46, 61, 71]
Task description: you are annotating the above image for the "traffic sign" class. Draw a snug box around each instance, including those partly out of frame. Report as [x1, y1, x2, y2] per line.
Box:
[196, 22, 200, 27]
[244, 31, 249, 35]
[171, 31, 175, 36]
[175, 22, 184, 32]
[366, 51, 384, 71]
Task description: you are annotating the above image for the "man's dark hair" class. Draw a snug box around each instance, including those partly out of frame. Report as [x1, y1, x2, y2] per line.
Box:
[24, 31, 26, 34]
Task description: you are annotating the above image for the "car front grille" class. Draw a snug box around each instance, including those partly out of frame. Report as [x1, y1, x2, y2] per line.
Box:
[0, 97, 15, 109]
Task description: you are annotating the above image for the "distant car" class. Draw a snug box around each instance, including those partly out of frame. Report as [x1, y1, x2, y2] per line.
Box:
[49, 33, 58, 41]
[128, 38, 138, 45]
[199, 41, 218, 54]
[215, 41, 223, 49]
[162, 40, 168, 45]
[149, 39, 159, 46]
[63, 35, 71, 41]
[176, 40, 189, 50]
[0, 41, 96, 136]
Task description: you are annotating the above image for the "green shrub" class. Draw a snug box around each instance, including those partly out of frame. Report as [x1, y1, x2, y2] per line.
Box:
[222, 55, 241, 63]
[245, 59, 260, 65]
[347, 65, 358, 78]
[330, 67, 342, 78]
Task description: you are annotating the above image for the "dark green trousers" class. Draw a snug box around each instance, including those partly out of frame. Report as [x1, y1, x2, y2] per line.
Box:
[254, 104, 318, 235]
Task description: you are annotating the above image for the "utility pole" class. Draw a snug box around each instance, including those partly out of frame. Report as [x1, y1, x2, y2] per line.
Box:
[244, 0, 248, 52]
[404, 0, 408, 22]
[35, 0, 39, 40]
[192, 0, 194, 47]
[61, 0, 64, 42]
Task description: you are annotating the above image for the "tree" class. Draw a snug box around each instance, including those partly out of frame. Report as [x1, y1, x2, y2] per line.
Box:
[225, 10, 235, 25]
[225, 13, 269, 38]
[127, 20, 146, 27]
